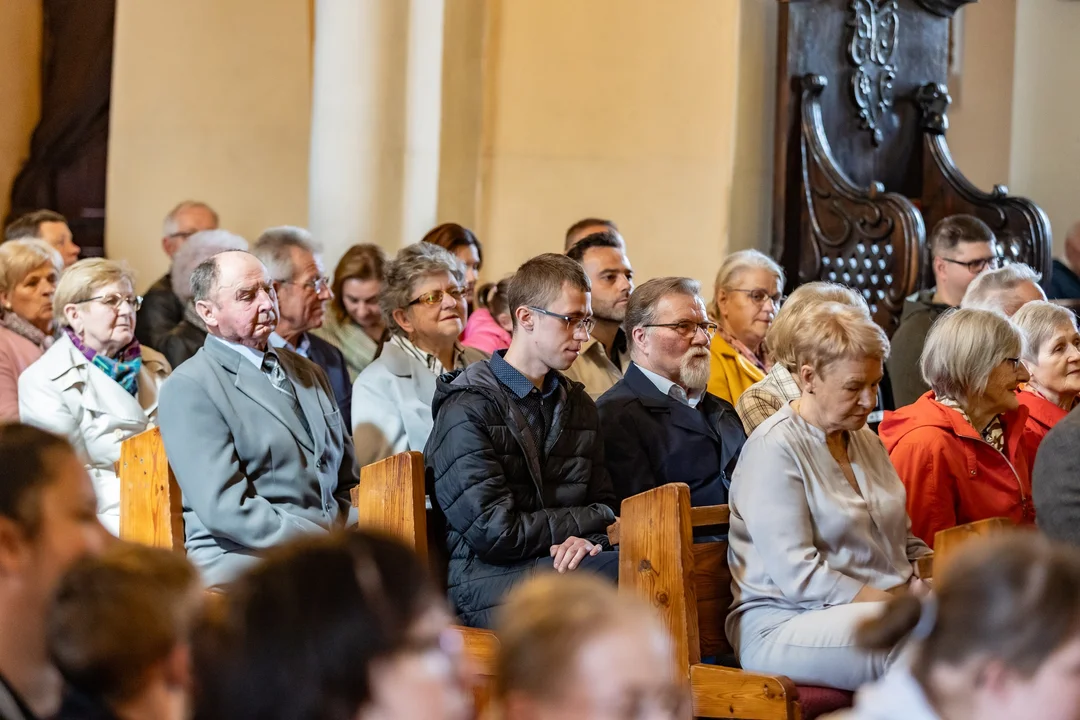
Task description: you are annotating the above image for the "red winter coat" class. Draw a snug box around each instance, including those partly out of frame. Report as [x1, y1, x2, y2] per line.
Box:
[879, 392, 1035, 547]
[1017, 389, 1069, 461]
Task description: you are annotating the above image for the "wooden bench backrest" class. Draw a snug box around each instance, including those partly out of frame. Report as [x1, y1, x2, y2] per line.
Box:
[933, 517, 1013, 579]
[119, 427, 184, 551]
[351, 450, 428, 561]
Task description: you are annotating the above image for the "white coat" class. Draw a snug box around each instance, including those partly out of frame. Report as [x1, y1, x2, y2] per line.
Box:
[18, 334, 171, 535]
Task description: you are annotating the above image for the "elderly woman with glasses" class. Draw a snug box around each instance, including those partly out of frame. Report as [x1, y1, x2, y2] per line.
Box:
[1011, 301, 1080, 455]
[0, 239, 62, 420]
[19, 259, 171, 535]
[351, 243, 488, 467]
[707, 249, 785, 406]
[880, 308, 1035, 547]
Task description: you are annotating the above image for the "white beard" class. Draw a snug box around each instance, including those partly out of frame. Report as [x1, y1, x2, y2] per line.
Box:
[680, 350, 711, 391]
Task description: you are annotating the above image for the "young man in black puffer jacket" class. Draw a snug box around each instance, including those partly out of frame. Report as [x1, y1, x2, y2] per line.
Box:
[425, 253, 619, 629]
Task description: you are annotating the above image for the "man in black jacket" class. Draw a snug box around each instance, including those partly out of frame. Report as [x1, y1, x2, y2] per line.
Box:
[597, 277, 746, 514]
[425, 253, 619, 628]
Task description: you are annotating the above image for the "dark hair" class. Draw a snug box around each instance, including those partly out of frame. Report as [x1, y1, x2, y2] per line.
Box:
[564, 218, 618, 251]
[421, 223, 483, 269]
[194, 531, 441, 720]
[330, 244, 388, 323]
[4, 209, 68, 242]
[0, 423, 73, 533]
[929, 214, 996, 258]
[47, 543, 199, 706]
[565, 231, 622, 264]
[507, 254, 591, 325]
[858, 533, 1080, 687]
[476, 277, 511, 318]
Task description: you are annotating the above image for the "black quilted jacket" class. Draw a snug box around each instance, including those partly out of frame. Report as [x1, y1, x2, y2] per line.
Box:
[424, 360, 618, 628]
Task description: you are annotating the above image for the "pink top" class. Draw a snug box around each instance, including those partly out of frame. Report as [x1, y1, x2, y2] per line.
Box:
[0, 326, 44, 420]
[461, 308, 511, 356]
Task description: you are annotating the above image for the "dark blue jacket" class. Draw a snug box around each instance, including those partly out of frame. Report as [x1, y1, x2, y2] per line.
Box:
[306, 332, 353, 430]
[596, 363, 746, 509]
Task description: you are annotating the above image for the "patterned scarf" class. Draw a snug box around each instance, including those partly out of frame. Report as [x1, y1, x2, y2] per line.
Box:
[716, 324, 772, 373]
[65, 328, 143, 396]
[0, 310, 53, 350]
[935, 395, 1005, 453]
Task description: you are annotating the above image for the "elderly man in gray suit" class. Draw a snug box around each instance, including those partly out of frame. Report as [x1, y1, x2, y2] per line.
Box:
[158, 250, 358, 587]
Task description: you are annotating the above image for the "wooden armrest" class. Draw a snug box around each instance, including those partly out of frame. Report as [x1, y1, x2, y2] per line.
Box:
[609, 503, 728, 547]
[915, 555, 933, 580]
[456, 626, 499, 676]
[607, 519, 621, 546]
[689, 663, 798, 720]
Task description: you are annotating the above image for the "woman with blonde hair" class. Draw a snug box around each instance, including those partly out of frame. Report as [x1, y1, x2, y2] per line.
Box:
[707, 249, 785, 405]
[727, 303, 931, 691]
[736, 281, 868, 434]
[827, 533, 1080, 720]
[0, 239, 62, 419]
[1011, 301, 1080, 455]
[18, 259, 170, 535]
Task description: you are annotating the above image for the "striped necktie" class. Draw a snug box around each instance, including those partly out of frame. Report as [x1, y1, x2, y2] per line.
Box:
[261, 351, 312, 440]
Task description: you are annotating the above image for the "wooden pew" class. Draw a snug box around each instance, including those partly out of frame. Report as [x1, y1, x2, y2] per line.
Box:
[119, 427, 184, 551]
[932, 517, 1014, 579]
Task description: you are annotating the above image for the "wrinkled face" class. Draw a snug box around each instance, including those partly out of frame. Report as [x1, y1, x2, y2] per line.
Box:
[801, 356, 883, 432]
[935, 240, 996, 302]
[163, 206, 218, 258]
[37, 221, 80, 267]
[633, 293, 711, 390]
[716, 268, 782, 349]
[980, 356, 1029, 417]
[980, 635, 1080, 720]
[197, 253, 278, 349]
[453, 245, 481, 306]
[342, 278, 384, 331]
[581, 247, 634, 324]
[275, 246, 331, 334]
[517, 284, 592, 372]
[1026, 323, 1080, 400]
[64, 280, 139, 356]
[361, 606, 471, 720]
[2, 261, 58, 332]
[392, 271, 466, 346]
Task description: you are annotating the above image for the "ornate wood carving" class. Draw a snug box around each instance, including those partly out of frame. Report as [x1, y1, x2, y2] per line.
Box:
[800, 74, 924, 335]
[917, 82, 1053, 284]
[847, 0, 899, 146]
[914, 0, 970, 18]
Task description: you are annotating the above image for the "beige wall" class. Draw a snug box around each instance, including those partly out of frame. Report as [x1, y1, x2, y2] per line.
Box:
[0, 0, 42, 224]
[107, 0, 313, 292]
[471, 0, 754, 289]
[1009, 0, 1080, 255]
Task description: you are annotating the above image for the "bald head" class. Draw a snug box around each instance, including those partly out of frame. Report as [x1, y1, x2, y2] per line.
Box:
[192, 251, 278, 348]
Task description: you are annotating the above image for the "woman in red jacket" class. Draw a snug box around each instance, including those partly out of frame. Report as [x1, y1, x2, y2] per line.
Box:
[879, 308, 1035, 546]
[1012, 301, 1080, 457]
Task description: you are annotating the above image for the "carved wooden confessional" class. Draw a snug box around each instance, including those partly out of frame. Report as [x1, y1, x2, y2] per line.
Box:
[772, 0, 1051, 336]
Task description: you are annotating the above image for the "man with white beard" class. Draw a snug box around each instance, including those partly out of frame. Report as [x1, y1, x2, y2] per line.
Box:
[596, 277, 747, 523]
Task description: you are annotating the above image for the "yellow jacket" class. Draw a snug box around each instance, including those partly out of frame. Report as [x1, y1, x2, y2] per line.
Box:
[707, 334, 766, 406]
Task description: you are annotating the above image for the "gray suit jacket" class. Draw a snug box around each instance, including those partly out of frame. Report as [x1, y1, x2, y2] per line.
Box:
[158, 335, 359, 587]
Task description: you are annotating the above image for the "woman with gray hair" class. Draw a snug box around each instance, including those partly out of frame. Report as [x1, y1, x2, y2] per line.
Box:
[19, 259, 171, 535]
[0, 239, 62, 419]
[879, 308, 1035, 547]
[351, 243, 488, 467]
[1012, 301, 1080, 455]
[157, 229, 248, 367]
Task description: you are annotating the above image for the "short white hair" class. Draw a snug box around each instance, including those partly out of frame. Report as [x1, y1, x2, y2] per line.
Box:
[251, 226, 320, 283]
[1011, 301, 1080, 366]
[960, 263, 1045, 316]
[171, 230, 248, 302]
[920, 308, 1022, 405]
[162, 201, 219, 237]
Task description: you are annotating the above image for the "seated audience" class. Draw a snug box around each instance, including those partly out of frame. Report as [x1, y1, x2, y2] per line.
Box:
[727, 303, 932, 691]
[1012, 301, 1080, 455]
[0, 240, 62, 420]
[136, 201, 219, 349]
[47, 543, 201, 720]
[888, 215, 997, 408]
[158, 250, 358, 588]
[4, 209, 80, 267]
[0, 424, 109, 720]
[597, 277, 745, 511]
[426, 254, 619, 628]
[828, 534, 1080, 720]
[736, 281, 868, 434]
[707, 249, 784, 406]
[1033, 389, 1080, 549]
[352, 243, 486, 467]
[564, 217, 625, 251]
[960, 262, 1046, 316]
[461, 278, 513, 355]
[193, 531, 470, 720]
[422, 222, 483, 307]
[493, 573, 688, 720]
[313, 243, 388, 380]
[880, 309, 1035, 546]
[564, 231, 633, 398]
[1048, 220, 1080, 300]
[253, 226, 352, 427]
[19, 259, 170, 536]
[157, 229, 249, 368]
